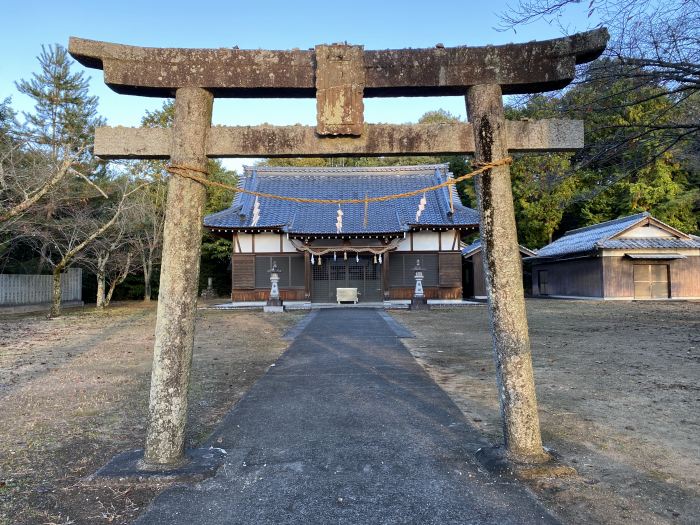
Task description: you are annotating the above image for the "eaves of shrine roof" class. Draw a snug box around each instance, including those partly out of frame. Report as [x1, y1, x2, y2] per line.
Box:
[204, 164, 479, 236]
[534, 212, 700, 259]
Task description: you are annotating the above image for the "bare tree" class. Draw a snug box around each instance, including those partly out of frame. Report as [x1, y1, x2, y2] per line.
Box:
[130, 178, 166, 301]
[19, 177, 144, 317]
[0, 144, 108, 228]
[499, 0, 700, 166]
[84, 211, 135, 309]
[103, 250, 134, 307]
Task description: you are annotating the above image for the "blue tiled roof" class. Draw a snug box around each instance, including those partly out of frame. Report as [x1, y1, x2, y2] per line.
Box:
[204, 165, 479, 235]
[461, 238, 482, 256]
[461, 238, 536, 257]
[536, 212, 700, 258]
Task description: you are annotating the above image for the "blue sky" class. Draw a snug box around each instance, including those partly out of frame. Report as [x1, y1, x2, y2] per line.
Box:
[1, 0, 597, 171]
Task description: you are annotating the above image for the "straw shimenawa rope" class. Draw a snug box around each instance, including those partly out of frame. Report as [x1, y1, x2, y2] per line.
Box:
[165, 157, 512, 205]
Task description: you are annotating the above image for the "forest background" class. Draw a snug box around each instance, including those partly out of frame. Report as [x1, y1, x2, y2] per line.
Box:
[1, 0, 697, 307]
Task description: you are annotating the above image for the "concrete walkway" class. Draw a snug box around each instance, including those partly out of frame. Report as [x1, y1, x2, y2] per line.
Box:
[136, 309, 557, 524]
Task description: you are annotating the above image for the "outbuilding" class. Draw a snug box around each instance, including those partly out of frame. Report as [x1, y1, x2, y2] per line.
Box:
[205, 164, 479, 303]
[461, 238, 536, 299]
[531, 212, 700, 300]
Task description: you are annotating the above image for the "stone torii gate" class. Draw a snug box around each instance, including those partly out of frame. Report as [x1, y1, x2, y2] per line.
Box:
[69, 29, 608, 470]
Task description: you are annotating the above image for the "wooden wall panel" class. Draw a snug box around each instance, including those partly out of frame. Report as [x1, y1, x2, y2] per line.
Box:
[602, 256, 699, 299]
[232, 254, 255, 289]
[670, 257, 700, 297]
[439, 252, 462, 287]
[472, 251, 487, 297]
[602, 257, 632, 298]
[389, 286, 461, 300]
[532, 258, 603, 297]
[231, 289, 305, 302]
[535, 255, 700, 299]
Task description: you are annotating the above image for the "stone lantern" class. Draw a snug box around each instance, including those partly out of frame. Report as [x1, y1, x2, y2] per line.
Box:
[200, 277, 217, 299]
[264, 261, 284, 313]
[410, 259, 429, 310]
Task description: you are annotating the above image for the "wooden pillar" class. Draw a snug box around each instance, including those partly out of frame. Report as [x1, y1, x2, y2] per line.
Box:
[231, 234, 236, 301]
[304, 250, 311, 300]
[465, 85, 548, 463]
[143, 87, 213, 466]
[382, 251, 390, 300]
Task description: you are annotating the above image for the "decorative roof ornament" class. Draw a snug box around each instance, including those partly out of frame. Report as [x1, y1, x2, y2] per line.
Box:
[251, 196, 261, 226]
[415, 193, 427, 222]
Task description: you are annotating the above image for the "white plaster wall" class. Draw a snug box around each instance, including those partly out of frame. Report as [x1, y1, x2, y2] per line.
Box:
[440, 230, 460, 251]
[236, 234, 253, 253]
[255, 233, 281, 253]
[620, 224, 674, 238]
[396, 230, 459, 252]
[281, 236, 297, 253]
[395, 237, 411, 252]
[602, 249, 700, 257]
[412, 231, 440, 251]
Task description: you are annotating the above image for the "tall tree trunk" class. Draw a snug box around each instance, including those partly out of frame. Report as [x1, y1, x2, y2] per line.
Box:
[105, 280, 117, 307]
[105, 253, 131, 307]
[95, 253, 108, 309]
[49, 265, 63, 318]
[143, 259, 152, 301]
[96, 269, 106, 309]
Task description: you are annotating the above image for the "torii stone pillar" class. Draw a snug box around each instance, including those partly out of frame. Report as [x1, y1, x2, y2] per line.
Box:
[143, 87, 213, 466]
[467, 85, 547, 462]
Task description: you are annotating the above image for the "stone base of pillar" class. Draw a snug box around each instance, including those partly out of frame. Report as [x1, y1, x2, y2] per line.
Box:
[474, 444, 573, 481]
[200, 288, 217, 299]
[264, 297, 284, 313]
[84, 448, 226, 486]
[409, 297, 430, 310]
[263, 305, 285, 313]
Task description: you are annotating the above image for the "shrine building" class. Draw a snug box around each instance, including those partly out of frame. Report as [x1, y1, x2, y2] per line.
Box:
[204, 164, 478, 303]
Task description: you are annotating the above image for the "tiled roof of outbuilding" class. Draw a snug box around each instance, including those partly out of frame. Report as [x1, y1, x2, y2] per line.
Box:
[460, 238, 536, 257]
[204, 165, 479, 235]
[536, 212, 700, 258]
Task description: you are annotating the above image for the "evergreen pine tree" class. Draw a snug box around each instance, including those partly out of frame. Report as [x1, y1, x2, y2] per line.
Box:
[16, 44, 102, 161]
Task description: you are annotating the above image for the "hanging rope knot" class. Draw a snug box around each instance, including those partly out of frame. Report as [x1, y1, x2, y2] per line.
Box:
[166, 164, 211, 187]
[472, 157, 513, 169]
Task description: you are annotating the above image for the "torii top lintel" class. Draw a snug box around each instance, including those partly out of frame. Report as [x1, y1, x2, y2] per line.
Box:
[68, 29, 608, 98]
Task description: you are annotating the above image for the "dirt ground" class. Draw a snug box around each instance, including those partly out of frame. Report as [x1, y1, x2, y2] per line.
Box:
[393, 300, 700, 525]
[2, 300, 698, 524]
[0, 302, 302, 525]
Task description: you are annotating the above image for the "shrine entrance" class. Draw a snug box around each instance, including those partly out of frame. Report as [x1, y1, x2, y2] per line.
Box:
[311, 255, 383, 303]
[68, 28, 608, 470]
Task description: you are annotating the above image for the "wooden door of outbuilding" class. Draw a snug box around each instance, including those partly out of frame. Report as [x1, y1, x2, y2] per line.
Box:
[633, 264, 669, 299]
